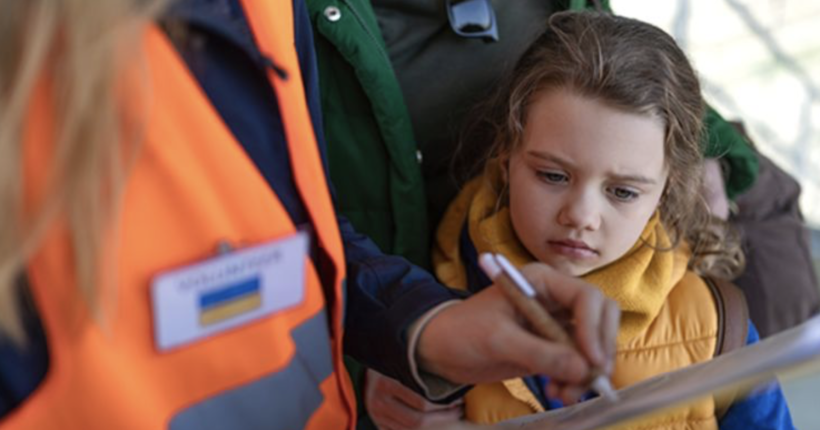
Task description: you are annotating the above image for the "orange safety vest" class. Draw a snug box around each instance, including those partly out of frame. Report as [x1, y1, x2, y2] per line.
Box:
[5, 0, 355, 428]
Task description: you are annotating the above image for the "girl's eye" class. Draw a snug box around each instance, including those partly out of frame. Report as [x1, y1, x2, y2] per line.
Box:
[537, 171, 569, 184]
[609, 187, 639, 202]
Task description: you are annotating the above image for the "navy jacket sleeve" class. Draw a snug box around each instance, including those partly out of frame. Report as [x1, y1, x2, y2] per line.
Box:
[338, 219, 463, 391]
[0, 280, 49, 418]
[718, 322, 795, 430]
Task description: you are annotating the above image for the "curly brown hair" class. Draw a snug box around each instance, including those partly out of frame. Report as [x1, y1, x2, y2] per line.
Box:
[460, 11, 743, 279]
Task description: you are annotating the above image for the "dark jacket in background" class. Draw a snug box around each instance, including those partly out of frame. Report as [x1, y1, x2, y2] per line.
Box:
[731, 143, 820, 337]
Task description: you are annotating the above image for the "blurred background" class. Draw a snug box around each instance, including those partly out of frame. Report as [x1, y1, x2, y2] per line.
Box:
[615, 1, 820, 428]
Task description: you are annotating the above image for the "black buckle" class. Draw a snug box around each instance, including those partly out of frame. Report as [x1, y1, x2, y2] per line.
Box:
[446, 0, 499, 43]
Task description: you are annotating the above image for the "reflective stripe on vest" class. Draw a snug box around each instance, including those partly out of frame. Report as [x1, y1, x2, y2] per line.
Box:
[170, 311, 334, 430]
[7, 0, 354, 428]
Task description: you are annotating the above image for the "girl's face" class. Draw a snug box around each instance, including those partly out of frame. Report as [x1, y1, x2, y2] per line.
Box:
[508, 89, 668, 277]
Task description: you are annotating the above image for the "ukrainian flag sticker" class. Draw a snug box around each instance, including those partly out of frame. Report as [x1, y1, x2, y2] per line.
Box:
[198, 277, 262, 326]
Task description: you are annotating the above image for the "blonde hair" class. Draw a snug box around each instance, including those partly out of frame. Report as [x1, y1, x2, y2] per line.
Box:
[461, 11, 744, 280]
[0, 0, 166, 343]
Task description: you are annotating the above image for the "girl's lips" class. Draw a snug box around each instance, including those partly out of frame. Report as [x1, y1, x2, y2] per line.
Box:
[548, 240, 598, 259]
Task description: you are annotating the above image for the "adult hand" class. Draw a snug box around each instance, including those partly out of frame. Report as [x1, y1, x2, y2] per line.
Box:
[416, 262, 620, 404]
[365, 369, 463, 430]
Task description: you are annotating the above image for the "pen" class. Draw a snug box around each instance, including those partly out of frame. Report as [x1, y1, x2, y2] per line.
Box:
[479, 252, 618, 401]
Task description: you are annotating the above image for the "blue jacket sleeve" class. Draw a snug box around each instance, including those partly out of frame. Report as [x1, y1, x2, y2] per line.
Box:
[719, 322, 795, 430]
[338, 218, 464, 392]
[0, 280, 49, 418]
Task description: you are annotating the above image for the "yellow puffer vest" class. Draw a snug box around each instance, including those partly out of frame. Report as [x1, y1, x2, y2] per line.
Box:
[462, 271, 722, 430]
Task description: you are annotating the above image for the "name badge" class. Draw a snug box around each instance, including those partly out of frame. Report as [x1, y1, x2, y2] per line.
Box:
[151, 232, 308, 352]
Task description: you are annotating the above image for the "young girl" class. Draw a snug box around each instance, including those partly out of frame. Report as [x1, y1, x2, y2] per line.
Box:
[434, 11, 794, 429]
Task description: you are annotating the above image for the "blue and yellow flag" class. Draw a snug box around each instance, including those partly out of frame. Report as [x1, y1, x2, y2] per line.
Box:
[199, 278, 262, 326]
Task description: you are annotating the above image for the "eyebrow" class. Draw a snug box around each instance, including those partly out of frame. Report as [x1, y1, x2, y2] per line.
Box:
[526, 150, 658, 185]
[527, 150, 576, 169]
[610, 173, 658, 185]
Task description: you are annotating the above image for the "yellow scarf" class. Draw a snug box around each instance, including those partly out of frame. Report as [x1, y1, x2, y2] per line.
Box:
[433, 161, 691, 343]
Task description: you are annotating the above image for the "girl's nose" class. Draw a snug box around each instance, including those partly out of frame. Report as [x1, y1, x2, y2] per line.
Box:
[557, 191, 601, 231]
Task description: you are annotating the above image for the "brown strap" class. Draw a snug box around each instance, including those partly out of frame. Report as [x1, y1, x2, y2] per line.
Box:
[706, 277, 749, 356]
[704, 277, 749, 419]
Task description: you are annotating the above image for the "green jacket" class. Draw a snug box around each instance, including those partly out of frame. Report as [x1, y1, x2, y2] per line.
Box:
[703, 106, 759, 199]
[308, 0, 430, 269]
[307, 3, 429, 428]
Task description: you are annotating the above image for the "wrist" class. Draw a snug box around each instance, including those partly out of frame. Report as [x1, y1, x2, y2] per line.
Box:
[408, 300, 465, 400]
